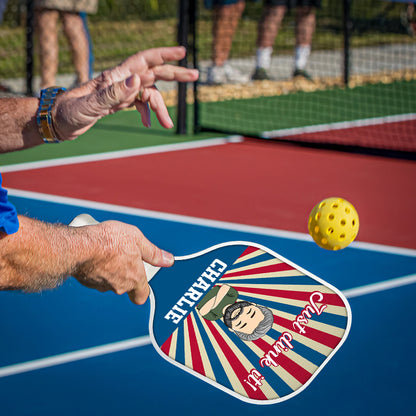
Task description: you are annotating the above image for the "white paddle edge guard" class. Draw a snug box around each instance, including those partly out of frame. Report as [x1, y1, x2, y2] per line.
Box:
[69, 214, 160, 281]
[148, 240, 352, 405]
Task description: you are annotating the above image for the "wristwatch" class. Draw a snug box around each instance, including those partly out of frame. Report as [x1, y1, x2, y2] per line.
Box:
[36, 86, 66, 143]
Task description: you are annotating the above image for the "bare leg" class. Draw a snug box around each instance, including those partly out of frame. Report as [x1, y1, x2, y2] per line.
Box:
[295, 6, 316, 47]
[293, 6, 316, 76]
[62, 12, 90, 85]
[402, 2, 416, 36]
[36, 9, 59, 89]
[212, 1, 245, 67]
[256, 4, 287, 49]
[253, 5, 286, 79]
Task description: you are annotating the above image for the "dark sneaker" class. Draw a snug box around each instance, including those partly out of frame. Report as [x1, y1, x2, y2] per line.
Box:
[251, 67, 272, 81]
[293, 68, 314, 82]
[0, 84, 11, 92]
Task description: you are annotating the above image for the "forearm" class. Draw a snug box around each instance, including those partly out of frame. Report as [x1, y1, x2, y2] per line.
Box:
[0, 97, 43, 153]
[0, 215, 93, 291]
[0, 215, 173, 303]
[212, 284, 232, 309]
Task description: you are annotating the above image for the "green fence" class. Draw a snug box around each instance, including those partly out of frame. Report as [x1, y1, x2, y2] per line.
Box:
[192, 0, 416, 154]
[0, 0, 415, 154]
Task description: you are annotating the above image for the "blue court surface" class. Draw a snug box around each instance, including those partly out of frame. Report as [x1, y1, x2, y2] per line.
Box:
[1, 192, 415, 415]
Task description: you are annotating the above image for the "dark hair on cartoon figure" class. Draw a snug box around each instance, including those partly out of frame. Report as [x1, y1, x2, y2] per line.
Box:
[223, 302, 274, 341]
[223, 301, 251, 328]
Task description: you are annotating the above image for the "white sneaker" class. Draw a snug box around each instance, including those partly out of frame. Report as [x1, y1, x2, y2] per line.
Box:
[207, 64, 248, 85]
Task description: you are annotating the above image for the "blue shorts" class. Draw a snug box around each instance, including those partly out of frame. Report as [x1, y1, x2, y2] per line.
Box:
[204, 0, 244, 9]
[265, 0, 321, 7]
[0, 172, 19, 234]
[204, 0, 321, 8]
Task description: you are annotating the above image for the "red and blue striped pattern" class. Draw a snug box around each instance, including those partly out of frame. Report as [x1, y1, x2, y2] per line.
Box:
[155, 246, 350, 403]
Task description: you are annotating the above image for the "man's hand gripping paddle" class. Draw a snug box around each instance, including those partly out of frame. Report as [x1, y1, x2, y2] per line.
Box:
[70, 214, 351, 405]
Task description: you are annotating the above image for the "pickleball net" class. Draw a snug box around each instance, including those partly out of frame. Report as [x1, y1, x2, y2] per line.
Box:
[189, 0, 416, 155]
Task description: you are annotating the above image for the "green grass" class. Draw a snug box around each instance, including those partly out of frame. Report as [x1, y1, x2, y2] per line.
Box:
[0, 26, 26, 78]
[0, 18, 180, 80]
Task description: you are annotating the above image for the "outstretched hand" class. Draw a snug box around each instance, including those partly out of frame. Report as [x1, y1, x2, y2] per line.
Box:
[52, 46, 198, 141]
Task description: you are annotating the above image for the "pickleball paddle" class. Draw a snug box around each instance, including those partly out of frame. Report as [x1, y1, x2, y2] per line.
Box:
[70, 214, 351, 405]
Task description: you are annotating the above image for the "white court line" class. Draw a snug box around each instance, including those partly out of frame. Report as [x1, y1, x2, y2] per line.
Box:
[3, 181, 416, 376]
[261, 113, 416, 139]
[0, 136, 243, 173]
[342, 273, 416, 298]
[1, 273, 415, 379]
[7, 188, 416, 258]
[2, 118, 415, 377]
[0, 336, 151, 378]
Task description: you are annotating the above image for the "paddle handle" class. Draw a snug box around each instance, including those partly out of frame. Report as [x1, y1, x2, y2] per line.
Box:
[69, 214, 160, 281]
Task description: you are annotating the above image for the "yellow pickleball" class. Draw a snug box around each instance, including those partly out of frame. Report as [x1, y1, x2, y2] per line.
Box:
[308, 197, 359, 250]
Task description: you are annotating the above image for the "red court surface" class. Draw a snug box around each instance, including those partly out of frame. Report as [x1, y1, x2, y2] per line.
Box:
[276, 119, 416, 152]
[3, 139, 416, 249]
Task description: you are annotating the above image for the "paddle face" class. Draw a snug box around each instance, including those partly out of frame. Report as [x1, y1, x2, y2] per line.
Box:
[149, 242, 351, 405]
[69, 216, 351, 404]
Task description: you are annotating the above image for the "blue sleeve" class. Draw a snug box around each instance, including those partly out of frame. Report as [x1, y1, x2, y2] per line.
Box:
[0, 172, 19, 234]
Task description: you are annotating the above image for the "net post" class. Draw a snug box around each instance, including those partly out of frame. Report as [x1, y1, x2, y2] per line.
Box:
[25, 0, 34, 96]
[190, 0, 200, 135]
[343, 0, 352, 87]
[176, 0, 190, 135]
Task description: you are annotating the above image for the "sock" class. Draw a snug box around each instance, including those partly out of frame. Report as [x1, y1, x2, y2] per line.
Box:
[294, 45, 311, 70]
[256, 47, 273, 69]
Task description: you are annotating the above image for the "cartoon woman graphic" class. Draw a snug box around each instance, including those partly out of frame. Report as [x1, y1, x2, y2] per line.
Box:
[197, 284, 274, 341]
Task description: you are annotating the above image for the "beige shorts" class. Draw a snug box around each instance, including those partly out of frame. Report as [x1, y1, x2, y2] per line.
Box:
[35, 0, 98, 14]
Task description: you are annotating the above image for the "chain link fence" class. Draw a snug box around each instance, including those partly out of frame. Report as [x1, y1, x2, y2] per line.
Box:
[0, 0, 415, 152]
[0, 0, 180, 96]
[192, 0, 416, 154]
